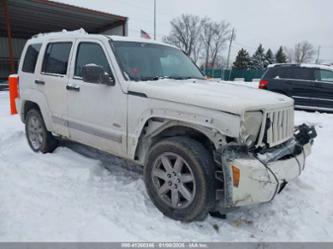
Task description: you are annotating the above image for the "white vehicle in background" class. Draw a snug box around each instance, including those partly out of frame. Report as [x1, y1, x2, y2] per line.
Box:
[15, 30, 316, 222]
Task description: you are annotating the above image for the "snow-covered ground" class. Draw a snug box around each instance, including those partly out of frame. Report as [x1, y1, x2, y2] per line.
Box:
[0, 91, 332, 242]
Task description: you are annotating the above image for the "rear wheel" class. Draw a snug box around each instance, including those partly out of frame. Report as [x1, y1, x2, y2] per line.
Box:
[25, 109, 58, 153]
[144, 137, 216, 222]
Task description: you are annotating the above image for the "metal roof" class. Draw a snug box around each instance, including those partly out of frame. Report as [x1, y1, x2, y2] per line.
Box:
[0, 0, 127, 39]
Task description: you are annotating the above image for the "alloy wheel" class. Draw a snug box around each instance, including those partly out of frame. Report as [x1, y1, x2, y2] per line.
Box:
[151, 152, 196, 209]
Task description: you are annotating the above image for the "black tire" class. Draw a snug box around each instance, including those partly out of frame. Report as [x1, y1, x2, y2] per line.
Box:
[144, 136, 217, 222]
[25, 108, 58, 153]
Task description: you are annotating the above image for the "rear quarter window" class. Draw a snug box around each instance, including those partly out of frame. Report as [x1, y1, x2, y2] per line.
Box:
[42, 42, 72, 75]
[22, 44, 42, 73]
[265, 67, 314, 80]
[315, 69, 333, 82]
[264, 67, 290, 79]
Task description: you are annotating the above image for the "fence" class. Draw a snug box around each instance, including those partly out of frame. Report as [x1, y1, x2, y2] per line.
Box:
[204, 68, 265, 82]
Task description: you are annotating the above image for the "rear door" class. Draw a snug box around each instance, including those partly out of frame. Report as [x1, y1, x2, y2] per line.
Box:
[312, 69, 333, 110]
[288, 67, 316, 107]
[36, 40, 74, 137]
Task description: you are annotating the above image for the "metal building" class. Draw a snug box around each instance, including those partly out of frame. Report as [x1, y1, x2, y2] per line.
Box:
[0, 0, 128, 83]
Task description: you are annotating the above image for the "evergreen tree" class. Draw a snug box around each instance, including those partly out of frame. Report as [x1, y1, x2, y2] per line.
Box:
[275, 46, 287, 63]
[233, 48, 251, 69]
[250, 44, 266, 70]
[265, 49, 274, 66]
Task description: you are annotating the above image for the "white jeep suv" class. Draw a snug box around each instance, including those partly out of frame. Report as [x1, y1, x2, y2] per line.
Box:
[15, 30, 316, 221]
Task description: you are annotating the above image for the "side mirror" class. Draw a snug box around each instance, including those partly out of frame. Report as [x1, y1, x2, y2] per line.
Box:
[82, 64, 115, 86]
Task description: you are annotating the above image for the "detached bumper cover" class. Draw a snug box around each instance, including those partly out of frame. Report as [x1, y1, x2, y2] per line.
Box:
[218, 124, 316, 209]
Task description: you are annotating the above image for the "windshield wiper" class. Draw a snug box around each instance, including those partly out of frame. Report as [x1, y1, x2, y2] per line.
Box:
[166, 75, 205, 80]
[132, 76, 161, 81]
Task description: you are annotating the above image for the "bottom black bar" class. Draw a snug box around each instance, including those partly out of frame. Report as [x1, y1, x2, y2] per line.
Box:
[0, 242, 332, 249]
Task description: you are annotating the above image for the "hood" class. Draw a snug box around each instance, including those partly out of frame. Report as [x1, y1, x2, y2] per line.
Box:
[127, 79, 293, 115]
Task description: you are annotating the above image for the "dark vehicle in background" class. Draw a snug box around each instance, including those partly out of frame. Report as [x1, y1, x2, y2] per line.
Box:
[259, 64, 333, 112]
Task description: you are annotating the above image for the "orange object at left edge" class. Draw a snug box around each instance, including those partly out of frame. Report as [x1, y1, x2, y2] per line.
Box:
[8, 74, 19, 115]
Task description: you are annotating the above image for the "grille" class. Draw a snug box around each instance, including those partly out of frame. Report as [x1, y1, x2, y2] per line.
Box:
[265, 106, 294, 147]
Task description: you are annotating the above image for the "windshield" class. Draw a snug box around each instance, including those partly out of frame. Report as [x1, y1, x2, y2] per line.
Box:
[110, 41, 204, 81]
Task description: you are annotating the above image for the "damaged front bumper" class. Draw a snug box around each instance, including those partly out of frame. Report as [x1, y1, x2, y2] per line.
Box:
[216, 124, 317, 210]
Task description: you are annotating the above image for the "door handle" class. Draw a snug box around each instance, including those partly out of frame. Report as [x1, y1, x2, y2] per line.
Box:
[35, 80, 45, 85]
[66, 84, 80, 92]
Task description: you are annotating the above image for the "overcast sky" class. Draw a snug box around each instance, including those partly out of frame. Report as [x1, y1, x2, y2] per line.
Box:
[58, 0, 333, 63]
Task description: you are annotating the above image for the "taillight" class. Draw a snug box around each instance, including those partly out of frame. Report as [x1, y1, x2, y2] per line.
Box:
[259, 79, 269, 89]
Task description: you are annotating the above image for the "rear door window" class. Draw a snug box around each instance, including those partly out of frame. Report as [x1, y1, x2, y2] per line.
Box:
[268, 67, 313, 80]
[42, 42, 72, 75]
[291, 68, 314, 80]
[22, 44, 42, 73]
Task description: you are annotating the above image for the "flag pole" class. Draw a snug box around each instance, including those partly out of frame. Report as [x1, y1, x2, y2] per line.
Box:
[154, 0, 156, 40]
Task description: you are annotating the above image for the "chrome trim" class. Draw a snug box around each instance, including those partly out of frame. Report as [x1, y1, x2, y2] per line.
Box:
[41, 72, 65, 78]
[295, 105, 333, 112]
[293, 96, 311, 100]
[293, 96, 333, 102]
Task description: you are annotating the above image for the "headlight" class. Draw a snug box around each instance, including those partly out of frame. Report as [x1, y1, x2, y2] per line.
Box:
[240, 111, 263, 147]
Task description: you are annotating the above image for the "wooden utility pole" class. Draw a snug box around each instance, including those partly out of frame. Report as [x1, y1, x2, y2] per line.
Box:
[226, 28, 235, 80]
[316, 46, 321, 64]
[2, 0, 15, 74]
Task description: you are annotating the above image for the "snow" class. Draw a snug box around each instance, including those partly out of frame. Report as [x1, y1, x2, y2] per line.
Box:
[0, 91, 333, 242]
[34, 28, 88, 39]
[222, 80, 259, 89]
[299, 63, 333, 71]
[211, 79, 259, 89]
[110, 35, 177, 48]
[268, 63, 333, 71]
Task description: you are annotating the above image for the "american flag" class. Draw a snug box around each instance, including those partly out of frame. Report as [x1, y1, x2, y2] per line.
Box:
[140, 30, 151, 39]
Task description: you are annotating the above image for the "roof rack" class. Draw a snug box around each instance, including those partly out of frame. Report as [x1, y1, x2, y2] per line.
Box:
[32, 28, 88, 38]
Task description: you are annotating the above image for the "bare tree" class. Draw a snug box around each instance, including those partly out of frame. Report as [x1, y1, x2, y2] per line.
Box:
[192, 37, 203, 63]
[201, 19, 233, 68]
[201, 18, 214, 68]
[283, 46, 294, 63]
[163, 14, 204, 62]
[294, 41, 315, 63]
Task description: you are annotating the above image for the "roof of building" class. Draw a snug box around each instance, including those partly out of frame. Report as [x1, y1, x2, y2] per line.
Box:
[0, 0, 127, 39]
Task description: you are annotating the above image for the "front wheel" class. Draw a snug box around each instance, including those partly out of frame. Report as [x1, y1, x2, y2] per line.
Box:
[144, 137, 217, 222]
[25, 109, 58, 153]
